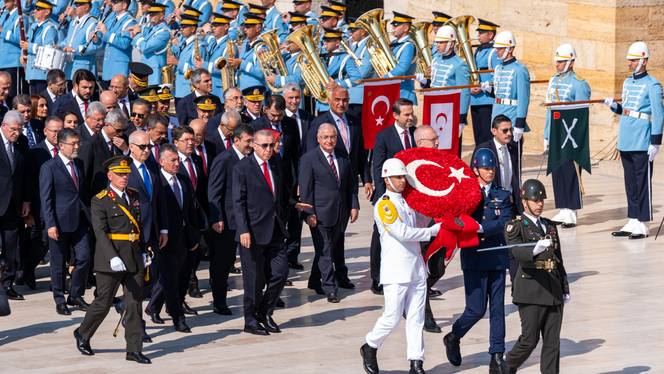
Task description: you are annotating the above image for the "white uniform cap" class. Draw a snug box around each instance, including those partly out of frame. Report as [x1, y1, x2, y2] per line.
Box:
[382, 158, 408, 178]
[554, 43, 576, 61]
[434, 25, 456, 42]
[493, 30, 516, 48]
[626, 41, 649, 60]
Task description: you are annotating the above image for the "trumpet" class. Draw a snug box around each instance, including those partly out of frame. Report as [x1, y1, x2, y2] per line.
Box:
[184, 36, 202, 80]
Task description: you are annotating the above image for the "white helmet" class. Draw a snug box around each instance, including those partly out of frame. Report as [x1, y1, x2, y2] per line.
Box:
[554, 43, 576, 61]
[434, 25, 456, 42]
[626, 41, 649, 60]
[382, 158, 408, 178]
[493, 30, 516, 48]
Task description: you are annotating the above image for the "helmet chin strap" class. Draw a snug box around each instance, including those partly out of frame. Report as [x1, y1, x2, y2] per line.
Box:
[635, 59, 645, 74]
[499, 47, 511, 60]
[444, 41, 454, 55]
[563, 60, 572, 73]
[386, 177, 398, 193]
[524, 199, 539, 218]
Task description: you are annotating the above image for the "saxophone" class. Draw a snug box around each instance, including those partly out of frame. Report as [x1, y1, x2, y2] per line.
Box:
[184, 35, 201, 80]
[161, 36, 175, 85]
[214, 40, 238, 93]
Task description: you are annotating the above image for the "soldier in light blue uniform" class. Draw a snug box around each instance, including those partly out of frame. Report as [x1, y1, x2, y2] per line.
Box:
[384, 12, 417, 104]
[131, 3, 169, 85]
[347, 21, 373, 119]
[99, 0, 137, 86]
[470, 18, 498, 145]
[328, 1, 348, 37]
[217, 0, 244, 41]
[60, 0, 101, 80]
[183, 0, 211, 25]
[267, 11, 308, 92]
[226, 13, 265, 92]
[605, 41, 664, 240]
[292, 0, 317, 27]
[262, 0, 288, 42]
[430, 12, 451, 59]
[315, 28, 361, 113]
[205, 13, 234, 99]
[172, 14, 208, 98]
[24, 0, 59, 94]
[0, 0, 27, 96]
[544, 44, 591, 228]
[317, 5, 339, 47]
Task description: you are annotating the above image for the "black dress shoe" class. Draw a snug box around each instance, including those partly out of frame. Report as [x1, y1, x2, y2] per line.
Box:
[146, 310, 165, 324]
[15, 272, 24, 285]
[182, 302, 198, 315]
[275, 298, 285, 308]
[308, 285, 325, 295]
[561, 223, 577, 228]
[188, 286, 203, 298]
[56, 303, 71, 316]
[489, 352, 508, 374]
[24, 276, 37, 290]
[284, 279, 293, 286]
[443, 332, 462, 366]
[629, 234, 647, 240]
[428, 288, 442, 297]
[611, 230, 632, 237]
[338, 280, 355, 289]
[74, 328, 94, 356]
[174, 318, 191, 333]
[409, 359, 426, 374]
[243, 323, 269, 336]
[230, 266, 242, 274]
[258, 315, 281, 333]
[288, 262, 304, 270]
[327, 292, 340, 303]
[126, 351, 151, 364]
[423, 316, 441, 333]
[67, 296, 90, 311]
[5, 287, 24, 300]
[370, 282, 383, 295]
[142, 332, 152, 343]
[213, 305, 232, 315]
[360, 343, 379, 374]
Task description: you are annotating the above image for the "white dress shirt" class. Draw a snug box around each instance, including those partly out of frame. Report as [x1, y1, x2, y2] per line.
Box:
[254, 152, 274, 192]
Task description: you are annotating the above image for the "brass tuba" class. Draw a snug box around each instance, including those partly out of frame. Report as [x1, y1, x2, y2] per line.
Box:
[355, 8, 397, 77]
[161, 38, 175, 85]
[213, 40, 238, 93]
[445, 15, 480, 84]
[254, 29, 289, 93]
[285, 25, 333, 103]
[184, 35, 202, 80]
[410, 21, 433, 78]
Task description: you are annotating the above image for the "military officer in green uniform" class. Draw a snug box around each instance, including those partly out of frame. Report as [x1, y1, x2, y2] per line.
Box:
[504, 179, 569, 374]
[74, 156, 152, 364]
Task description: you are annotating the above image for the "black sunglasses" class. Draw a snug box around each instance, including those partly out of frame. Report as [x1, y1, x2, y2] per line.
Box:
[500, 128, 513, 134]
[131, 112, 145, 119]
[132, 143, 154, 151]
[256, 143, 275, 149]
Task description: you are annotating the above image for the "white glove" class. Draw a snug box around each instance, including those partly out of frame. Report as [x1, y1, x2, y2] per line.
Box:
[563, 294, 571, 304]
[648, 144, 659, 162]
[480, 81, 492, 93]
[415, 72, 427, 85]
[477, 223, 484, 233]
[532, 238, 551, 256]
[430, 222, 442, 236]
[512, 127, 524, 142]
[142, 253, 152, 267]
[458, 123, 465, 137]
[543, 138, 549, 151]
[603, 97, 618, 110]
[110, 256, 127, 272]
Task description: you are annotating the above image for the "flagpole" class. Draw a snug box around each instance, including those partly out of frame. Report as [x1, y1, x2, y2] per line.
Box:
[360, 75, 416, 83]
[417, 80, 549, 92]
[543, 98, 622, 107]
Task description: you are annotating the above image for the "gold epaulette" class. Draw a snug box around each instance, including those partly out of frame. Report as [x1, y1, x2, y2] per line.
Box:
[377, 198, 399, 225]
[95, 189, 108, 200]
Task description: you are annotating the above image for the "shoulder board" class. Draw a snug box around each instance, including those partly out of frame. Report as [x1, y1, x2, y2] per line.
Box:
[377, 198, 398, 225]
[95, 189, 108, 199]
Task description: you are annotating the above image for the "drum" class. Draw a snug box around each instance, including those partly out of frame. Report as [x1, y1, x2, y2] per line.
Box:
[34, 45, 66, 71]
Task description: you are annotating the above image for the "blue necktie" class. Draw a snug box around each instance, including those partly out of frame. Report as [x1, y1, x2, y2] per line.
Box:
[25, 123, 36, 148]
[140, 164, 152, 199]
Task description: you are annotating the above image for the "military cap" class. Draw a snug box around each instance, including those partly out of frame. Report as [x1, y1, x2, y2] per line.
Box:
[248, 3, 267, 15]
[194, 96, 217, 111]
[138, 85, 159, 102]
[391, 11, 414, 25]
[242, 13, 264, 25]
[288, 11, 307, 24]
[220, 0, 242, 10]
[477, 18, 499, 32]
[328, 0, 346, 13]
[182, 5, 202, 17]
[432, 11, 452, 26]
[521, 179, 547, 201]
[242, 86, 265, 102]
[319, 6, 340, 18]
[322, 28, 343, 40]
[180, 14, 199, 26]
[145, 2, 166, 13]
[104, 156, 132, 174]
[292, 0, 311, 3]
[157, 84, 173, 101]
[211, 13, 233, 24]
[129, 62, 153, 88]
[73, 0, 92, 5]
[35, 0, 54, 9]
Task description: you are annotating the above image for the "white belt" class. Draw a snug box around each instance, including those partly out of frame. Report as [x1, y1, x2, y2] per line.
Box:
[623, 109, 651, 121]
[496, 98, 518, 106]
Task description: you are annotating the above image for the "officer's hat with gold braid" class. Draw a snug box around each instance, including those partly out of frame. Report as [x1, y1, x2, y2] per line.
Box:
[288, 11, 307, 25]
[129, 62, 153, 89]
[432, 12, 451, 26]
[319, 6, 340, 18]
[476, 18, 499, 32]
[195, 95, 217, 111]
[377, 196, 400, 226]
[391, 11, 414, 26]
[138, 85, 159, 103]
[35, 0, 54, 9]
[242, 86, 265, 102]
[146, 2, 166, 13]
[220, 0, 242, 10]
[73, 0, 92, 5]
[157, 84, 173, 101]
[328, 0, 346, 14]
[104, 156, 132, 174]
[182, 5, 201, 18]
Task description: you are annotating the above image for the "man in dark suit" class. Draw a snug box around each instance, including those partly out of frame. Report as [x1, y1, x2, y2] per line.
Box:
[0, 110, 30, 301]
[74, 156, 151, 364]
[205, 109, 242, 162]
[13, 94, 45, 148]
[283, 83, 313, 269]
[207, 124, 254, 315]
[473, 114, 521, 213]
[41, 69, 67, 116]
[146, 144, 200, 333]
[39, 128, 91, 315]
[79, 109, 129, 196]
[145, 113, 169, 175]
[53, 69, 97, 126]
[0, 72, 12, 119]
[190, 119, 214, 179]
[240, 86, 265, 123]
[368, 98, 416, 294]
[78, 101, 107, 145]
[300, 123, 359, 302]
[125, 99, 151, 135]
[175, 69, 222, 127]
[233, 129, 291, 335]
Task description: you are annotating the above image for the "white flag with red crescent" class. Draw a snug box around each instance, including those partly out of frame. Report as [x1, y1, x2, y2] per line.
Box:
[422, 90, 461, 155]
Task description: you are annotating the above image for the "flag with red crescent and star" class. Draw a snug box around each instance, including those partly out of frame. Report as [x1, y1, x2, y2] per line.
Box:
[422, 90, 461, 156]
[361, 80, 402, 149]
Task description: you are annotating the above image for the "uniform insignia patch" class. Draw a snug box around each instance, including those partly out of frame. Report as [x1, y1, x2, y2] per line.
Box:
[377, 199, 398, 225]
[95, 189, 108, 199]
[506, 224, 514, 232]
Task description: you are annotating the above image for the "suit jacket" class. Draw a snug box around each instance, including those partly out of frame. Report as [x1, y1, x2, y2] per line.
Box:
[306, 111, 370, 185]
[177, 153, 209, 228]
[175, 92, 222, 127]
[204, 125, 231, 162]
[474, 139, 520, 210]
[24, 119, 45, 146]
[128, 162, 165, 246]
[0, 136, 28, 217]
[79, 131, 124, 196]
[53, 92, 85, 125]
[371, 124, 415, 204]
[232, 155, 289, 245]
[39, 156, 90, 232]
[26, 140, 56, 220]
[78, 123, 96, 145]
[40, 89, 57, 116]
[289, 109, 313, 155]
[157, 171, 200, 250]
[299, 148, 358, 228]
[207, 147, 242, 230]
[250, 115, 301, 181]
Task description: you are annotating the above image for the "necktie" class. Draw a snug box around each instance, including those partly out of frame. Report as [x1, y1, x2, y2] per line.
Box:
[338, 117, 349, 151]
[186, 158, 197, 190]
[171, 176, 182, 208]
[52, 147, 58, 157]
[501, 146, 511, 189]
[25, 123, 36, 148]
[107, 141, 113, 153]
[121, 99, 130, 118]
[262, 161, 274, 196]
[225, 136, 231, 150]
[140, 164, 152, 199]
[6, 142, 15, 170]
[68, 160, 78, 189]
[121, 192, 129, 206]
[328, 154, 339, 183]
[197, 146, 207, 175]
[403, 129, 411, 149]
[153, 143, 159, 160]
[83, 100, 89, 114]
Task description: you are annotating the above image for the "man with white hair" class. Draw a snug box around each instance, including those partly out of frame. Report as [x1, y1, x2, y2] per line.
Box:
[80, 101, 107, 144]
[206, 109, 241, 159]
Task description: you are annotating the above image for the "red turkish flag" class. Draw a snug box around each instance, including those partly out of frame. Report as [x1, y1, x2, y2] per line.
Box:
[361, 80, 401, 149]
[422, 90, 461, 156]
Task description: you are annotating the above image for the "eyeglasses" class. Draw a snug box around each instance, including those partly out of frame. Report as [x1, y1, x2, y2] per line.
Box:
[500, 128, 513, 134]
[132, 143, 154, 151]
[131, 113, 145, 119]
[256, 143, 275, 149]
[60, 141, 81, 147]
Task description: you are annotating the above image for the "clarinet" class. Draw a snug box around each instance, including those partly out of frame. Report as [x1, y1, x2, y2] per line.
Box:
[16, 0, 27, 58]
[80, 5, 111, 55]
[56, 0, 75, 31]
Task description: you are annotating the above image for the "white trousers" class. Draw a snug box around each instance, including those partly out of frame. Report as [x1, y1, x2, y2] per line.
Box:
[365, 280, 427, 361]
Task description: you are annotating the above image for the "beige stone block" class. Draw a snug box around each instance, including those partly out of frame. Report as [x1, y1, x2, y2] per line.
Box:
[567, 4, 616, 41]
[647, 7, 664, 40]
[497, 1, 568, 37]
[521, 33, 559, 66]
[615, 7, 651, 42]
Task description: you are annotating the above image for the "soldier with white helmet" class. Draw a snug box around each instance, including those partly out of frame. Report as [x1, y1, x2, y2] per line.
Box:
[470, 19, 500, 146]
[545, 43, 591, 228]
[361, 158, 441, 374]
[604, 41, 664, 239]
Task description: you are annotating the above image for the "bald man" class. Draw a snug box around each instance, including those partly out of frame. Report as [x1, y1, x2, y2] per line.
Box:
[414, 126, 440, 149]
[110, 75, 131, 118]
[0, 72, 11, 118]
[100, 91, 119, 112]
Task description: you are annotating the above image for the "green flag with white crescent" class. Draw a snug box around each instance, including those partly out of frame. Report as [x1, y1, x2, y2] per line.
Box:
[547, 104, 591, 175]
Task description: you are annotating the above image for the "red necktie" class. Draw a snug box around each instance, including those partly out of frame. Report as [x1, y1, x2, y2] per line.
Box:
[328, 154, 339, 183]
[52, 147, 58, 157]
[84, 100, 89, 114]
[68, 161, 78, 189]
[197, 146, 207, 176]
[225, 136, 231, 150]
[186, 158, 197, 190]
[153, 143, 159, 161]
[403, 130, 411, 149]
[262, 161, 274, 196]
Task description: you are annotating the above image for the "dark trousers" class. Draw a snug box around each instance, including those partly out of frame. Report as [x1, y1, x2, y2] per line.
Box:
[620, 151, 652, 221]
[308, 224, 340, 294]
[369, 224, 381, 284]
[0, 208, 20, 288]
[424, 249, 446, 320]
[452, 269, 506, 354]
[0, 286, 9, 316]
[48, 226, 91, 304]
[147, 247, 185, 321]
[1, 67, 28, 97]
[552, 160, 582, 210]
[20, 223, 47, 283]
[209, 228, 236, 308]
[79, 270, 144, 352]
[239, 230, 287, 326]
[506, 303, 563, 374]
[285, 206, 303, 264]
[29, 80, 47, 95]
[471, 104, 493, 146]
[347, 104, 362, 122]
